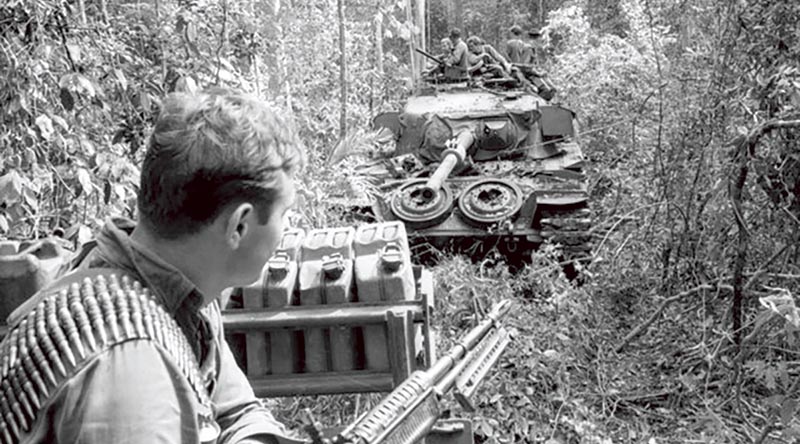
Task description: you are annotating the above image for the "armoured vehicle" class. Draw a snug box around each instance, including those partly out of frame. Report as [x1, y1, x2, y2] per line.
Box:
[358, 69, 591, 270]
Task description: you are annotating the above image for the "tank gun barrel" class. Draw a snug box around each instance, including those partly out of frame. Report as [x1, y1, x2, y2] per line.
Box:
[424, 130, 474, 195]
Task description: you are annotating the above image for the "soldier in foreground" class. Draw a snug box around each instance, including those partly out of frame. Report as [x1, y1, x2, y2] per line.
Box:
[0, 89, 305, 443]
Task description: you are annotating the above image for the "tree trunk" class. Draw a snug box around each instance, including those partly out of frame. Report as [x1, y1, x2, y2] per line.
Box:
[406, 0, 418, 88]
[375, 9, 384, 77]
[454, 0, 463, 32]
[539, 0, 545, 26]
[416, 0, 426, 51]
[338, 0, 347, 140]
[730, 142, 749, 348]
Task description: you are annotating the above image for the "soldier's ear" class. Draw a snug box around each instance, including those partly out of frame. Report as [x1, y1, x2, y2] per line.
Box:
[225, 203, 253, 249]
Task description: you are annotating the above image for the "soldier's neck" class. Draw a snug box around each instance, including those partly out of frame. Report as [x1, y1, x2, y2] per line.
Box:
[130, 225, 226, 304]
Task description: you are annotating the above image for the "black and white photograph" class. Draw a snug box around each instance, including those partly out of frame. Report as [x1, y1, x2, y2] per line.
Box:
[0, 0, 798, 442]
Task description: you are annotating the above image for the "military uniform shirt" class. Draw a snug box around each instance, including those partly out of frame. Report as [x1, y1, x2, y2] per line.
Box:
[505, 38, 526, 64]
[15, 218, 292, 444]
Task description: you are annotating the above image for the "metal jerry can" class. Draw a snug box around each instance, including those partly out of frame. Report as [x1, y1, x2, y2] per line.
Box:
[240, 228, 305, 376]
[298, 227, 357, 373]
[0, 238, 70, 325]
[354, 222, 416, 371]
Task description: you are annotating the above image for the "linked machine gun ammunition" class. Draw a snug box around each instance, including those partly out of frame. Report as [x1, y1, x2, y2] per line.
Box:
[306, 299, 513, 444]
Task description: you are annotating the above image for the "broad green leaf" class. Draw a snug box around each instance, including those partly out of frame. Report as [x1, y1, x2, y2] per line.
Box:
[215, 67, 236, 82]
[103, 180, 112, 204]
[17, 94, 30, 115]
[80, 138, 96, 157]
[66, 224, 94, 247]
[139, 92, 151, 111]
[51, 115, 69, 131]
[114, 183, 127, 201]
[77, 168, 94, 196]
[35, 115, 54, 141]
[781, 398, 797, 426]
[75, 74, 96, 97]
[175, 76, 198, 93]
[186, 21, 197, 44]
[542, 349, 561, 360]
[60, 88, 75, 111]
[398, 25, 410, 41]
[66, 44, 81, 64]
[112, 128, 127, 145]
[0, 171, 23, 205]
[113, 69, 128, 91]
[175, 14, 186, 34]
[22, 187, 38, 212]
[0, 214, 8, 233]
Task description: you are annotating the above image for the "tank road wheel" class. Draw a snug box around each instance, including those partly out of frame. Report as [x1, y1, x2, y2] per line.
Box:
[457, 179, 524, 226]
[390, 179, 454, 229]
[537, 206, 593, 281]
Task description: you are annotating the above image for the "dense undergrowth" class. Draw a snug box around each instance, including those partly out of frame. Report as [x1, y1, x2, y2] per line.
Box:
[266, 240, 799, 444]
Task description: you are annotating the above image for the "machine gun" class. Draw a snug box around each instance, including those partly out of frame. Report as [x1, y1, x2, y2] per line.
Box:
[305, 299, 513, 444]
[415, 47, 445, 66]
[416, 48, 468, 82]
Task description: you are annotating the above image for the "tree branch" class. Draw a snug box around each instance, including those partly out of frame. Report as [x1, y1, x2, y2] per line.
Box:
[615, 283, 725, 353]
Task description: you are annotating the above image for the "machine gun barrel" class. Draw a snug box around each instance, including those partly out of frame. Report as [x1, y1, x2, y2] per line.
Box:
[415, 47, 445, 65]
[319, 300, 513, 444]
[423, 130, 474, 195]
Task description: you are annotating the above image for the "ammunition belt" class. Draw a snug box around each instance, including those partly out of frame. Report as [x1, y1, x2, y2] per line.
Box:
[0, 272, 212, 443]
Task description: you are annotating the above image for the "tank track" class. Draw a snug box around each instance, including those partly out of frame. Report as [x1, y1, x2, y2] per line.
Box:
[537, 205, 593, 277]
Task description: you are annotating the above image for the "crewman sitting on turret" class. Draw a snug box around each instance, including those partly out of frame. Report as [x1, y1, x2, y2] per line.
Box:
[424, 38, 454, 77]
[504, 25, 527, 64]
[444, 28, 469, 74]
[466, 36, 512, 79]
[512, 28, 557, 100]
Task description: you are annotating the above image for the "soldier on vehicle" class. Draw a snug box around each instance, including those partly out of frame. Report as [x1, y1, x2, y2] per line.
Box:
[0, 89, 305, 443]
[513, 28, 556, 99]
[435, 37, 453, 59]
[504, 25, 527, 64]
[466, 35, 512, 78]
[424, 37, 454, 77]
[444, 28, 469, 74]
[526, 27, 546, 64]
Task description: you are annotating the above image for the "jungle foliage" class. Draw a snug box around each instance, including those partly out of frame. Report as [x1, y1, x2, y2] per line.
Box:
[1, 0, 800, 442]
